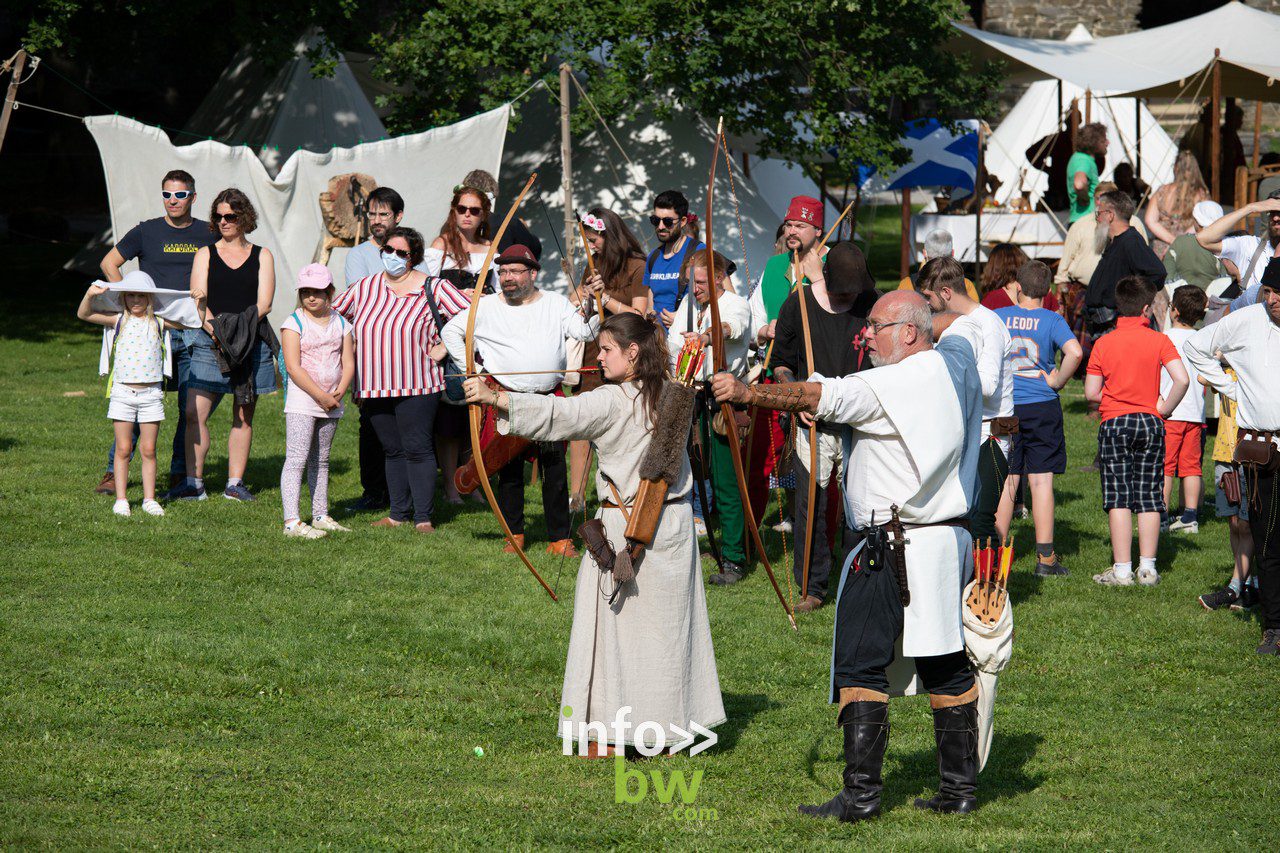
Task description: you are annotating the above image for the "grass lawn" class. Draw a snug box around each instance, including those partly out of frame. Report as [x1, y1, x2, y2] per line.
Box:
[1, 240, 1276, 849]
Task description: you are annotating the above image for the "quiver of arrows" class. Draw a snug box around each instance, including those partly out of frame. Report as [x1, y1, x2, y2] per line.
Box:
[966, 535, 1013, 627]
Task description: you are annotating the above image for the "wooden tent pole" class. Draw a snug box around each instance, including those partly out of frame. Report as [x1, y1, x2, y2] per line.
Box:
[1211, 49, 1222, 202]
[900, 189, 911, 280]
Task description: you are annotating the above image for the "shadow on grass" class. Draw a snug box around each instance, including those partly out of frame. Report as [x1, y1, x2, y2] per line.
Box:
[715, 693, 780, 753]
[886, 730, 1044, 809]
[0, 435, 19, 453]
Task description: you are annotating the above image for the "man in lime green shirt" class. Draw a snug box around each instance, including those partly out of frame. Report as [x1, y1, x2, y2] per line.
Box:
[1068, 123, 1108, 222]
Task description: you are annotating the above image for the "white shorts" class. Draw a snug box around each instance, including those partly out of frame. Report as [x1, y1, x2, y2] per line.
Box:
[107, 383, 165, 423]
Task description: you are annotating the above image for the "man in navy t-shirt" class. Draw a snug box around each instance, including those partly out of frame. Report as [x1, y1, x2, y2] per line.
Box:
[96, 169, 218, 496]
[643, 189, 703, 326]
[993, 260, 1083, 576]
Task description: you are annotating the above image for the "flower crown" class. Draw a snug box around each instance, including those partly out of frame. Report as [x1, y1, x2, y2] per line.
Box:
[580, 212, 607, 232]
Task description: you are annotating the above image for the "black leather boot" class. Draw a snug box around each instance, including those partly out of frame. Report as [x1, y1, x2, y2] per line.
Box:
[798, 700, 888, 822]
[914, 695, 979, 814]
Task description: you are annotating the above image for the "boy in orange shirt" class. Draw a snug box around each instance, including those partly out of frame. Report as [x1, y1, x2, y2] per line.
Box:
[1084, 277, 1190, 586]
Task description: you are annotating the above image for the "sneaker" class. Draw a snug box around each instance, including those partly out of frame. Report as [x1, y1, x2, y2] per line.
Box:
[1256, 629, 1280, 656]
[223, 483, 256, 502]
[708, 561, 745, 585]
[1231, 585, 1260, 612]
[1137, 566, 1161, 586]
[311, 515, 352, 533]
[694, 516, 708, 537]
[1168, 518, 1199, 534]
[141, 499, 165, 517]
[1159, 516, 1171, 533]
[284, 522, 326, 539]
[168, 482, 207, 501]
[112, 499, 131, 517]
[96, 472, 116, 495]
[1199, 586, 1239, 611]
[1093, 567, 1135, 586]
[771, 518, 793, 534]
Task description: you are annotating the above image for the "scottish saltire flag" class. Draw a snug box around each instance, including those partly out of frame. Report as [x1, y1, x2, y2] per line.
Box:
[865, 119, 980, 191]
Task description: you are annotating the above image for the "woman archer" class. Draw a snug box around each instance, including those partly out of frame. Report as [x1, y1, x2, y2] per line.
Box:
[463, 313, 724, 756]
[567, 208, 651, 510]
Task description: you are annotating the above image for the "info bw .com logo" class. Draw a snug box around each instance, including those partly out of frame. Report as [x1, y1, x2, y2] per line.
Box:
[560, 705, 719, 818]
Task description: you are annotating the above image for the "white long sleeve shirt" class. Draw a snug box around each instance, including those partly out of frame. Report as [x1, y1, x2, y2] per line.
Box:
[1183, 303, 1280, 430]
[442, 290, 598, 392]
[666, 289, 752, 380]
[939, 304, 1014, 440]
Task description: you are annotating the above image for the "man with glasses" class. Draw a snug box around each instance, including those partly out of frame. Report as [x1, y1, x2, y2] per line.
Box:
[95, 169, 218, 496]
[442, 244, 600, 556]
[643, 190, 703, 326]
[1082, 189, 1165, 338]
[711, 290, 988, 821]
[1196, 191, 1280, 313]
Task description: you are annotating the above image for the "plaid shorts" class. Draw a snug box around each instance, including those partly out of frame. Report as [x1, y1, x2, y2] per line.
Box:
[1099, 413, 1166, 513]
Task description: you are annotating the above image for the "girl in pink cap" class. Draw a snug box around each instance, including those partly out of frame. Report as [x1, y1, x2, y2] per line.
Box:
[278, 263, 355, 538]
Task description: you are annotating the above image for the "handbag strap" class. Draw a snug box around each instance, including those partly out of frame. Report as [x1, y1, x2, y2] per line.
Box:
[419, 279, 448, 345]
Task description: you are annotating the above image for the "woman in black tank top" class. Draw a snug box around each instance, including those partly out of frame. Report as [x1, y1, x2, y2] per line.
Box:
[178, 188, 277, 503]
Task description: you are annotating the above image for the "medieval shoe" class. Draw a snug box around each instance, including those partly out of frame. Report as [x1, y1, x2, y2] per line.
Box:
[502, 534, 526, 553]
[793, 595, 824, 613]
[799, 691, 888, 823]
[546, 539, 579, 558]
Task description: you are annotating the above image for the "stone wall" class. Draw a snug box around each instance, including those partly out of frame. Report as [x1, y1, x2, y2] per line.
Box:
[981, 0, 1280, 39]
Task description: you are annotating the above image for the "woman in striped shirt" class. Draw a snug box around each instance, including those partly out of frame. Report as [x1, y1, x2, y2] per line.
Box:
[333, 226, 470, 532]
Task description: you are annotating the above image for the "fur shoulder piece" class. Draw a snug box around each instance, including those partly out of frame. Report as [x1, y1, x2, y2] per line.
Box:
[638, 381, 695, 483]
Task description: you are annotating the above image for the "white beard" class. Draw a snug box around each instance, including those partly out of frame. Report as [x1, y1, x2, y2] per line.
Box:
[1093, 223, 1111, 255]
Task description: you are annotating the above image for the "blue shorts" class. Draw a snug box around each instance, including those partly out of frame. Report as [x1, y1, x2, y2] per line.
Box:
[186, 329, 277, 397]
[1008, 400, 1067, 475]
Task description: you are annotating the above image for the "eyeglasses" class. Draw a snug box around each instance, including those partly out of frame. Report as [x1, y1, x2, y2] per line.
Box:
[212, 212, 239, 223]
[455, 205, 483, 217]
[162, 190, 193, 200]
[381, 246, 411, 259]
[868, 320, 905, 334]
[649, 215, 678, 228]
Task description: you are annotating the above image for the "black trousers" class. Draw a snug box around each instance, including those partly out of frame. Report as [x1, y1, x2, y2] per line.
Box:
[971, 436, 1010, 541]
[1247, 465, 1280, 631]
[498, 441, 571, 541]
[793, 452, 836, 600]
[366, 393, 440, 524]
[832, 534, 974, 697]
[358, 405, 388, 502]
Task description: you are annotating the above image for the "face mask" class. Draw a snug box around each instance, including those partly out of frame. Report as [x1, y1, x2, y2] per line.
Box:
[381, 251, 409, 277]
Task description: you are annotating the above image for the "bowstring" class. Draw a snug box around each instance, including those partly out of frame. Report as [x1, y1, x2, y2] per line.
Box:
[717, 131, 752, 290]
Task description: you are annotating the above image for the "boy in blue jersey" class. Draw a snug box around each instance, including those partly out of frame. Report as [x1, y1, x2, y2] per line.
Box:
[994, 261, 1083, 576]
[643, 190, 703, 326]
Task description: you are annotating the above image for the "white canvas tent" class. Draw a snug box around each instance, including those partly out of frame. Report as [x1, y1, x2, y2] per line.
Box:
[497, 83, 831, 293]
[183, 31, 389, 177]
[951, 2, 1280, 101]
[985, 25, 1178, 210]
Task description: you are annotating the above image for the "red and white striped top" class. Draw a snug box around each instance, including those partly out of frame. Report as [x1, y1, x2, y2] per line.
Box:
[333, 273, 471, 399]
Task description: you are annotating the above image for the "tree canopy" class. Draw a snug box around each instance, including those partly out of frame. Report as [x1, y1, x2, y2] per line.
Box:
[16, 0, 996, 178]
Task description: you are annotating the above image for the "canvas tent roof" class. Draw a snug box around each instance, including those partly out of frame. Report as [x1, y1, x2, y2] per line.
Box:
[498, 83, 833, 293]
[952, 2, 1280, 101]
[184, 31, 388, 177]
[985, 25, 1177, 209]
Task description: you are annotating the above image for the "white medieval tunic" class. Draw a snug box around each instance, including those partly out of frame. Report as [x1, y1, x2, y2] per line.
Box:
[500, 381, 725, 746]
[813, 336, 982, 694]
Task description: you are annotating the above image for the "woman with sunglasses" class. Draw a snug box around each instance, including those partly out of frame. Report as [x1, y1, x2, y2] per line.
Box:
[175, 188, 277, 503]
[333, 226, 470, 532]
[426, 184, 497, 504]
[568, 208, 650, 508]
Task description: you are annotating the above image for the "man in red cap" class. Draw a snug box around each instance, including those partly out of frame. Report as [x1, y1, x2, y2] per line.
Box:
[441, 244, 602, 557]
[722, 196, 836, 586]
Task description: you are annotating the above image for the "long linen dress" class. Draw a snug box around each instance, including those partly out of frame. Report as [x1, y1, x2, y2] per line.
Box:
[501, 381, 725, 748]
